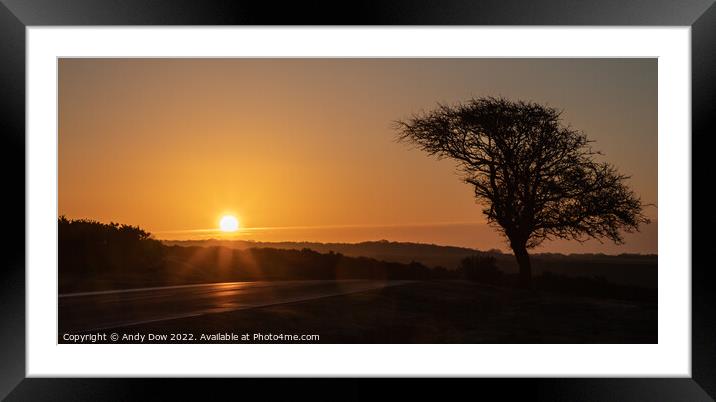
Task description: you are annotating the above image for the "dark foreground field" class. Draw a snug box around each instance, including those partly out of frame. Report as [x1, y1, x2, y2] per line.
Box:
[66, 281, 656, 344]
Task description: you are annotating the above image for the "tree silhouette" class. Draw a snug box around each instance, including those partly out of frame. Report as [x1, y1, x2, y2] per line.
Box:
[395, 97, 650, 288]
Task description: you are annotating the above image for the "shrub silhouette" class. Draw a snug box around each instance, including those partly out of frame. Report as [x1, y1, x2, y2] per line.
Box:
[58, 216, 164, 276]
[459, 254, 502, 284]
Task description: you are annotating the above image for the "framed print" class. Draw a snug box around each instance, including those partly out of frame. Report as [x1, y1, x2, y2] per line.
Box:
[1, 0, 715, 400]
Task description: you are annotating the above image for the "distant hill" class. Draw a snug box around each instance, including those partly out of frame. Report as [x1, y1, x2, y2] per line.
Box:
[161, 239, 480, 268]
[162, 239, 657, 288]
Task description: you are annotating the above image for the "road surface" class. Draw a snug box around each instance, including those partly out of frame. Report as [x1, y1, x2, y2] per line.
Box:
[59, 280, 412, 333]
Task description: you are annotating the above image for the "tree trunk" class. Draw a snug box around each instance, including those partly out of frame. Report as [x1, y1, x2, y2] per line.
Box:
[512, 243, 532, 289]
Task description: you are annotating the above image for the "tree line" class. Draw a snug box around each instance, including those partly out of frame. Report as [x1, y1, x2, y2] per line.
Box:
[58, 217, 455, 293]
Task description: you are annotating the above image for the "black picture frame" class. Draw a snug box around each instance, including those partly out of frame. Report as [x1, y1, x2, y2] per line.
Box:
[1, 0, 714, 400]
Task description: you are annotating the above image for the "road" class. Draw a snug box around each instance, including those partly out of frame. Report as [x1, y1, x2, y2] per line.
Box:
[59, 280, 412, 333]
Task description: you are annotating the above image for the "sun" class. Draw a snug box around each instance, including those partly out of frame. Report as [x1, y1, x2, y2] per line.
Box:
[219, 215, 240, 232]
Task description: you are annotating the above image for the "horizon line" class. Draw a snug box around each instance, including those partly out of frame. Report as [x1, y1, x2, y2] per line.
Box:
[151, 220, 492, 234]
[151, 218, 658, 235]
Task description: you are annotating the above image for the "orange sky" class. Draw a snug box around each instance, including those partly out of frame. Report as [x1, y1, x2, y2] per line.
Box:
[59, 58, 657, 254]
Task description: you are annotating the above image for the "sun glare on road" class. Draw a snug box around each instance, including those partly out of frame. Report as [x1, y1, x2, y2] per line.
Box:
[219, 215, 240, 232]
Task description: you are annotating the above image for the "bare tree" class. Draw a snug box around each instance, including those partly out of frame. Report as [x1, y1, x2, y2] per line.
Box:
[395, 97, 650, 288]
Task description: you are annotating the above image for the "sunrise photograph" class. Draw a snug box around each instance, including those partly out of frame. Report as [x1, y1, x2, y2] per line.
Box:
[57, 58, 657, 344]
